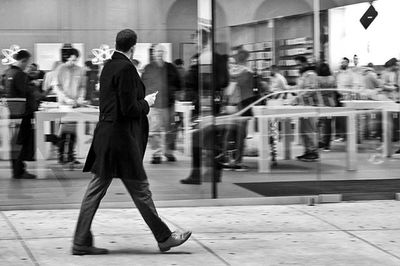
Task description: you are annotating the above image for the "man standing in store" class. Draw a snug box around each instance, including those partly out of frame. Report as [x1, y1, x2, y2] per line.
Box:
[54, 48, 86, 164]
[142, 44, 182, 164]
[4, 50, 37, 179]
[294, 56, 319, 162]
[72, 29, 191, 255]
[381, 58, 400, 158]
[334, 57, 353, 142]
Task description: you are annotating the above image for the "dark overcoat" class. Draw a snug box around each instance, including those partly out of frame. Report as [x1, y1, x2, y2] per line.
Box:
[83, 52, 150, 180]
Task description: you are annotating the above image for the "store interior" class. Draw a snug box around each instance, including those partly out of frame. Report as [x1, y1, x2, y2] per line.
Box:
[1, 0, 400, 207]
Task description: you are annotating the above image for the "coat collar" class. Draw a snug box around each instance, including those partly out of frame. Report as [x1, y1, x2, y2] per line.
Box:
[112, 50, 132, 63]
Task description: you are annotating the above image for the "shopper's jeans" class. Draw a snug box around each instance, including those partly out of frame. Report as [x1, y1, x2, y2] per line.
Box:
[318, 117, 332, 148]
[300, 117, 317, 153]
[148, 107, 177, 157]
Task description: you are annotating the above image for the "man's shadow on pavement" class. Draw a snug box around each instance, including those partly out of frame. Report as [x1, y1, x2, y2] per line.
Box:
[109, 248, 192, 255]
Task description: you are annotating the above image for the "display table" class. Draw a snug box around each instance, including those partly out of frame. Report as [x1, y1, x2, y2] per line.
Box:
[343, 101, 400, 157]
[253, 106, 358, 173]
[34, 107, 99, 178]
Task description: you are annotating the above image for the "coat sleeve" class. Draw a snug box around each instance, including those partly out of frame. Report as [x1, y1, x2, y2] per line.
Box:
[117, 65, 150, 118]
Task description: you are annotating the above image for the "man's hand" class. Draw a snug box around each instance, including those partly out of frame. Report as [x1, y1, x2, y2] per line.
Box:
[144, 91, 158, 107]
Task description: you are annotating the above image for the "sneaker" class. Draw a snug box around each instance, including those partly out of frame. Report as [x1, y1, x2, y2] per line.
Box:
[13, 172, 36, 179]
[180, 178, 201, 185]
[225, 164, 249, 172]
[164, 154, 177, 162]
[333, 137, 344, 142]
[297, 152, 319, 162]
[318, 142, 330, 152]
[151, 156, 162, 164]
[392, 149, 400, 159]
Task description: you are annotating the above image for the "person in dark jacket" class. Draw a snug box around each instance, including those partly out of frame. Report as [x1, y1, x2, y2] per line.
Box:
[180, 29, 229, 185]
[4, 50, 36, 179]
[142, 44, 182, 164]
[72, 29, 191, 256]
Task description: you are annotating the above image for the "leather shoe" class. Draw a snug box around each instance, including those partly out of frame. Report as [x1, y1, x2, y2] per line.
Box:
[72, 245, 109, 256]
[158, 231, 192, 252]
[13, 172, 36, 179]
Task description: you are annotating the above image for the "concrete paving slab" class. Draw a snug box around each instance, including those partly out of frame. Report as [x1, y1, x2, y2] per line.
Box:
[291, 202, 400, 230]
[24, 235, 224, 266]
[350, 230, 400, 259]
[3, 210, 78, 239]
[195, 231, 400, 266]
[0, 214, 17, 240]
[0, 240, 34, 266]
[3, 209, 156, 240]
[158, 206, 337, 234]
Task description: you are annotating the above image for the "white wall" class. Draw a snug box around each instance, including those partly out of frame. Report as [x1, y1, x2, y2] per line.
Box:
[329, 0, 400, 69]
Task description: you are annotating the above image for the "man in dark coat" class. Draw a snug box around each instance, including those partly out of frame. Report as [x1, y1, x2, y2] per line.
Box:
[72, 29, 191, 256]
[4, 50, 37, 179]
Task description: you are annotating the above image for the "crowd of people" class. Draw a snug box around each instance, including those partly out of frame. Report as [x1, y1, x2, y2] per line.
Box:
[1, 34, 400, 181]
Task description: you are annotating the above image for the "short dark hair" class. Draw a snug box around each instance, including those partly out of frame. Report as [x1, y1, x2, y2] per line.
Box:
[116, 29, 137, 52]
[385, 57, 398, 68]
[174, 58, 184, 66]
[14, 50, 31, 61]
[69, 48, 80, 58]
[342, 57, 350, 63]
[295, 55, 307, 64]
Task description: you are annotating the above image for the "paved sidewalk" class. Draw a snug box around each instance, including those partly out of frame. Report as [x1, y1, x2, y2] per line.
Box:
[1, 201, 400, 266]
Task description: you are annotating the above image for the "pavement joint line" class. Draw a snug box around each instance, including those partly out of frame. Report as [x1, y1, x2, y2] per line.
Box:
[5, 228, 400, 242]
[290, 206, 400, 262]
[0, 212, 40, 266]
[161, 215, 231, 266]
[2, 227, 400, 242]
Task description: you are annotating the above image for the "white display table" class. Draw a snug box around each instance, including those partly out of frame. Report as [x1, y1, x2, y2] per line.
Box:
[253, 106, 358, 173]
[34, 107, 99, 178]
[343, 101, 400, 157]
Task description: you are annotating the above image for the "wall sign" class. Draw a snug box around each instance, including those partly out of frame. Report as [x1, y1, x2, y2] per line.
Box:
[1, 45, 21, 65]
[91, 44, 114, 65]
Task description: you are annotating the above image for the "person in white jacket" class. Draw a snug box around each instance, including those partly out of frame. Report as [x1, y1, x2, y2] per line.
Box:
[54, 48, 86, 164]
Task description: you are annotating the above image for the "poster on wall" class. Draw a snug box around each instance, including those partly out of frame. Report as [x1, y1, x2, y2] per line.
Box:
[35, 43, 85, 71]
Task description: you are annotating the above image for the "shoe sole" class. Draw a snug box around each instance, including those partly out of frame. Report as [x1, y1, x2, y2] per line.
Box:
[159, 232, 192, 252]
[71, 250, 108, 256]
